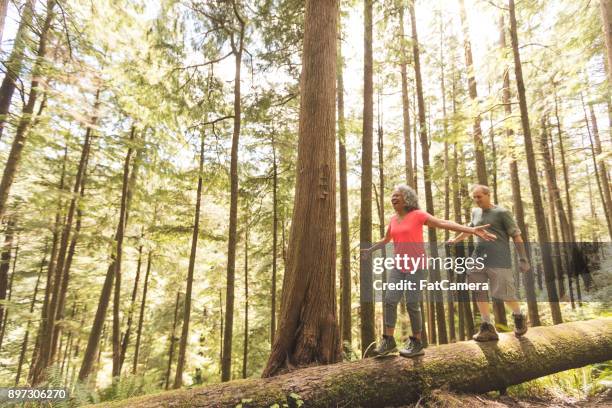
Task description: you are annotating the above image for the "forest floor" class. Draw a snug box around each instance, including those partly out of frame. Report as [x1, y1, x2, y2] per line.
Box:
[396, 388, 612, 407]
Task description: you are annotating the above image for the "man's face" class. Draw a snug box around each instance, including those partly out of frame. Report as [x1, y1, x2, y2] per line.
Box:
[472, 188, 491, 208]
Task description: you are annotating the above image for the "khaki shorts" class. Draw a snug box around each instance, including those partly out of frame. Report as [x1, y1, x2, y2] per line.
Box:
[467, 266, 518, 301]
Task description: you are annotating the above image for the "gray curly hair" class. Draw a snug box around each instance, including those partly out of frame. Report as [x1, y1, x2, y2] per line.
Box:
[394, 184, 419, 211]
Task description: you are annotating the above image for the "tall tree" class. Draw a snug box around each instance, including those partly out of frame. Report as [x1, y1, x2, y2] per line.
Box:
[508, 0, 562, 324]
[458, 0, 487, 185]
[359, 0, 375, 356]
[337, 11, 351, 347]
[133, 250, 152, 375]
[262, 0, 340, 377]
[111, 128, 137, 379]
[221, 0, 246, 382]
[410, 0, 447, 344]
[174, 132, 205, 388]
[499, 14, 539, 326]
[78, 126, 136, 382]
[398, 1, 414, 188]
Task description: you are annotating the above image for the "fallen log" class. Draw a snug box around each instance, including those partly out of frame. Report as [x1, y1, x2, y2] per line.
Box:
[95, 318, 612, 408]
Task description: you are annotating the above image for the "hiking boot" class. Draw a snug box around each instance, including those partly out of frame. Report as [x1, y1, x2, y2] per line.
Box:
[399, 336, 424, 357]
[473, 322, 499, 342]
[513, 313, 528, 337]
[372, 335, 397, 356]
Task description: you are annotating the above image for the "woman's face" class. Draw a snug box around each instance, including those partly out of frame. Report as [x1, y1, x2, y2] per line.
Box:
[391, 190, 405, 212]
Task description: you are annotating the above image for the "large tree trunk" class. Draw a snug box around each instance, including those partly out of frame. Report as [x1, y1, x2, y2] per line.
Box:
[0, 0, 55, 221]
[0, 0, 35, 141]
[263, 0, 340, 377]
[337, 13, 351, 347]
[173, 132, 205, 388]
[99, 318, 612, 408]
[410, 0, 447, 345]
[360, 0, 376, 356]
[221, 2, 246, 382]
[508, 0, 562, 324]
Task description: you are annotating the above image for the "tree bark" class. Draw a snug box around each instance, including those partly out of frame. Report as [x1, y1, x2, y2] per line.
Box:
[508, 0, 562, 324]
[263, 0, 340, 377]
[360, 0, 376, 356]
[174, 132, 205, 388]
[0, 0, 55, 220]
[337, 13, 351, 347]
[100, 318, 612, 408]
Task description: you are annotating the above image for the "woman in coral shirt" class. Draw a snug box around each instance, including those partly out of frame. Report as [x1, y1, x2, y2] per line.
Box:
[361, 184, 495, 357]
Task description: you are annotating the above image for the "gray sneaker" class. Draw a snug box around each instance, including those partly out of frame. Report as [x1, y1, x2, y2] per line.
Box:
[473, 322, 499, 342]
[372, 336, 397, 356]
[513, 313, 528, 337]
[399, 336, 424, 357]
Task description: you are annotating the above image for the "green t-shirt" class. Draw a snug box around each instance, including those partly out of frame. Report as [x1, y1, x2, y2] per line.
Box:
[469, 205, 520, 268]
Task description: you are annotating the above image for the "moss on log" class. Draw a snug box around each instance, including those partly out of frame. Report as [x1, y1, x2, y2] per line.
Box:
[94, 318, 612, 408]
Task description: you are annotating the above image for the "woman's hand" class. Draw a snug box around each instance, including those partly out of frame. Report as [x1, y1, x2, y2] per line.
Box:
[472, 224, 497, 241]
[361, 248, 371, 259]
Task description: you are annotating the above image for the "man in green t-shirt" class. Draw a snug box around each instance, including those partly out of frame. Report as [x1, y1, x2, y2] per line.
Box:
[449, 184, 530, 341]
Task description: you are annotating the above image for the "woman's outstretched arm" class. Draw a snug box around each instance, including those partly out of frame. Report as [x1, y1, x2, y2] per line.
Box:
[425, 215, 496, 241]
[361, 224, 392, 257]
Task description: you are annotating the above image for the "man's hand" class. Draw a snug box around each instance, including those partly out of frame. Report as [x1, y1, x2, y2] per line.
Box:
[472, 224, 497, 241]
[519, 258, 530, 273]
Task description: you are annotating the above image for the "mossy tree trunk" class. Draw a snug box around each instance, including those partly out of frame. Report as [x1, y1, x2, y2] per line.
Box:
[99, 318, 612, 408]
